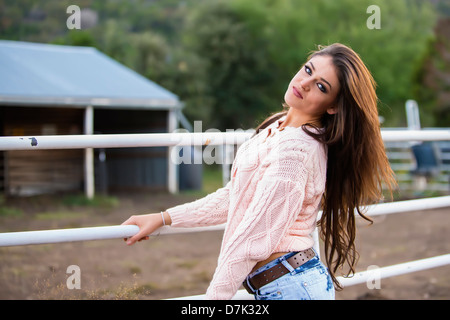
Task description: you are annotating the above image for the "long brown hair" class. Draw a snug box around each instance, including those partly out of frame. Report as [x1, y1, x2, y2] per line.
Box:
[256, 43, 397, 289]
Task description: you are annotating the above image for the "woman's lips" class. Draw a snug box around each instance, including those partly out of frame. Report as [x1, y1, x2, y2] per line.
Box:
[292, 86, 303, 99]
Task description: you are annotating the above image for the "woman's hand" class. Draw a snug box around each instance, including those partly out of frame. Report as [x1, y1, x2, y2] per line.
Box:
[121, 212, 171, 245]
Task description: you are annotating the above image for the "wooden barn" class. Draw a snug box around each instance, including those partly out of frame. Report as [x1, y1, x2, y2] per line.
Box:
[0, 40, 188, 197]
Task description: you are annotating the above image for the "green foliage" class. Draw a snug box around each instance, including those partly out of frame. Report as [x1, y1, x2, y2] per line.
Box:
[0, 0, 443, 128]
[52, 29, 97, 47]
[183, 1, 279, 129]
[411, 18, 450, 127]
[229, 0, 437, 126]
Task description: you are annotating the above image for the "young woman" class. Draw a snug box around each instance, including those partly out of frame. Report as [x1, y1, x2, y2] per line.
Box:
[122, 43, 397, 300]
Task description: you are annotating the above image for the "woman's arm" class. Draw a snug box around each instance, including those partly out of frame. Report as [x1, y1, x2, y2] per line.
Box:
[121, 180, 231, 245]
[166, 180, 231, 228]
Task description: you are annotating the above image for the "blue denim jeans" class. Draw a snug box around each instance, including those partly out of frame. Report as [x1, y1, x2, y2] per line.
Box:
[245, 251, 335, 300]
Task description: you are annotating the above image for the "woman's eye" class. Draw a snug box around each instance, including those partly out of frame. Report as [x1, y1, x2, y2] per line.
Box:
[304, 66, 312, 75]
[317, 83, 327, 93]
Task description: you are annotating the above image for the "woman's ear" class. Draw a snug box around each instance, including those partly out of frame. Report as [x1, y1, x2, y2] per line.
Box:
[326, 104, 338, 115]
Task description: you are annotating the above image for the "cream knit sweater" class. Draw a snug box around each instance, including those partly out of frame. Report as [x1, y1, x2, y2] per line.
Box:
[167, 118, 327, 299]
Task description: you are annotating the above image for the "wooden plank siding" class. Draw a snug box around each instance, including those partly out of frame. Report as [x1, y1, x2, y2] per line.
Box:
[0, 107, 171, 195]
[6, 150, 83, 195]
[1, 106, 84, 196]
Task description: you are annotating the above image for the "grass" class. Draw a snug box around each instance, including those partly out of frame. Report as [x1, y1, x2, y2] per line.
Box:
[61, 194, 119, 208]
[0, 205, 23, 217]
[201, 165, 224, 194]
[177, 164, 224, 197]
[0, 196, 22, 217]
[33, 273, 154, 300]
[35, 210, 86, 221]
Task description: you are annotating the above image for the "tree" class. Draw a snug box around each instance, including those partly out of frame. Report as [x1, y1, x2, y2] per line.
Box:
[229, 0, 437, 126]
[184, 1, 279, 130]
[412, 17, 450, 127]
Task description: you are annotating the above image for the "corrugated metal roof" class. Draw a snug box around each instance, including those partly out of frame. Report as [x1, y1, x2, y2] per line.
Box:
[0, 40, 181, 109]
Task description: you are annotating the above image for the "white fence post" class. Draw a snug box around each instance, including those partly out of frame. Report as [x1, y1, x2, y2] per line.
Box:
[84, 105, 94, 199]
[167, 109, 179, 194]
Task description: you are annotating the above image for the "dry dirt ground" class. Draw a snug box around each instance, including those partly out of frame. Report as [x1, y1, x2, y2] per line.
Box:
[0, 191, 449, 300]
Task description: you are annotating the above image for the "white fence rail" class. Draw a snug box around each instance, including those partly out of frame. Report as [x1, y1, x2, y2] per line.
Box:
[1, 196, 449, 247]
[386, 139, 450, 193]
[0, 131, 252, 150]
[173, 253, 450, 300]
[0, 129, 449, 151]
[0, 129, 449, 300]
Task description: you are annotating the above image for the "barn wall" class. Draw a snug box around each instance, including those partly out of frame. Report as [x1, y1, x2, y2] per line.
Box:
[1, 106, 84, 196]
[0, 107, 172, 195]
[94, 109, 169, 191]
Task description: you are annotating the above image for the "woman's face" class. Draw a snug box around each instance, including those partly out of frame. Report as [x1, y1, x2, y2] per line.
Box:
[284, 55, 340, 122]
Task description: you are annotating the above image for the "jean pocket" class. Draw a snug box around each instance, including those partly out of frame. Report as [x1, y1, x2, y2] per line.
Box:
[299, 266, 335, 300]
[255, 281, 283, 300]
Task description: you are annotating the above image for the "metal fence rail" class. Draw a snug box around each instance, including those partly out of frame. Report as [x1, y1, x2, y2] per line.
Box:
[0, 129, 449, 151]
[386, 139, 450, 192]
[0, 131, 252, 150]
[171, 253, 450, 300]
[1, 196, 449, 247]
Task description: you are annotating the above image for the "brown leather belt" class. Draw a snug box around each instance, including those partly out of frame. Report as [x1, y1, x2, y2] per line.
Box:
[243, 248, 316, 294]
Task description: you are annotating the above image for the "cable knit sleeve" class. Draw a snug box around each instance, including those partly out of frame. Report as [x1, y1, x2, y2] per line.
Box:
[166, 180, 231, 227]
[205, 141, 318, 299]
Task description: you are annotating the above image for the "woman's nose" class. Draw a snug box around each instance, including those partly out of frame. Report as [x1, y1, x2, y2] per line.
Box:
[300, 78, 310, 91]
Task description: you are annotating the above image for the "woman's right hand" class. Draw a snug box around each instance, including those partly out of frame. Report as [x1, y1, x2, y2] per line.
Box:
[121, 212, 170, 245]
